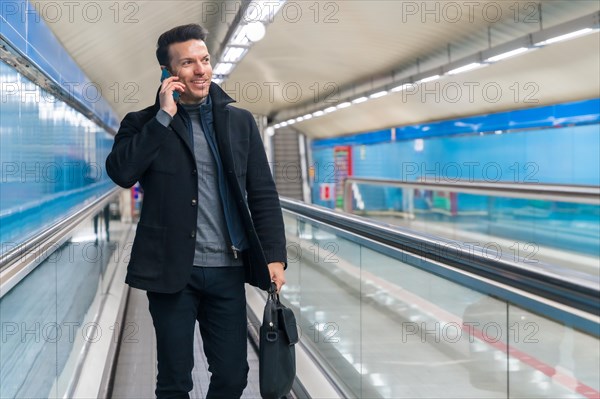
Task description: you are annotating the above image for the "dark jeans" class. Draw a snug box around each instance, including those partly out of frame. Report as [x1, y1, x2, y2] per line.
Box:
[147, 266, 249, 399]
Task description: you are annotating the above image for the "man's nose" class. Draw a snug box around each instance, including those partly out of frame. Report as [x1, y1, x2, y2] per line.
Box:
[193, 62, 205, 75]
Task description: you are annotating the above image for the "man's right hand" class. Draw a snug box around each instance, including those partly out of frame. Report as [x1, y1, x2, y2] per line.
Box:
[159, 75, 185, 117]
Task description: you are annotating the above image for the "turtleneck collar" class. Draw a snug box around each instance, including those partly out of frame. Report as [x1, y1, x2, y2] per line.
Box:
[180, 96, 207, 113]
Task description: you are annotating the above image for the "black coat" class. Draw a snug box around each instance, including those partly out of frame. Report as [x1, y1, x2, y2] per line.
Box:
[106, 83, 287, 293]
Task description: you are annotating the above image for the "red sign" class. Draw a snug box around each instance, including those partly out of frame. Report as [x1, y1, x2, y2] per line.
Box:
[320, 184, 332, 201]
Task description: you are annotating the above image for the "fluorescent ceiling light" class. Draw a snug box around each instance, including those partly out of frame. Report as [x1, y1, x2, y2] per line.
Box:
[336, 102, 351, 109]
[223, 47, 247, 63]
[273, 123, 281, 129]
[214, 63, 235, 75]
[312, 111, 325, 117]
[286, 119, 296, 124]
[302, 114, 313, 120]
[351, 96, 368, 104]
[416, 75, 440, 83]
[369, 91, 388, 99]
[535, 28, 595, 46]
[231, 25, 251, 45]
[280, 121, 288, 127]
[216, 1, 284, 85]
[391, 83, 413, 92]
[324, 106, 337, 113]
[245, 22, 266, 42]
[485, 47, 529, 62]
[212, 77, 223, 85]
[295, 116, 304, 122]
[447, 62, 486, 75]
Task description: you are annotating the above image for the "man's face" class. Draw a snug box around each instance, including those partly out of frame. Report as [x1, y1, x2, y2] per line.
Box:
[168, 39, 212, 104]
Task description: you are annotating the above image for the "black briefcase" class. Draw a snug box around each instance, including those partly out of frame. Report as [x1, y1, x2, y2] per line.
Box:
[259, 283, 298, 399]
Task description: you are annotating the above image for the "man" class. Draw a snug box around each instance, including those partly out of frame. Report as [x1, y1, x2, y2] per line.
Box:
[105, 23, 287, 399]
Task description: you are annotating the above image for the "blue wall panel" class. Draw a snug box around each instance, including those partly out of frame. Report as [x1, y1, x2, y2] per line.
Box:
[0, 0, 27, 50]
[312, 121, 600, 196]
[312, 99, 600, 148]
[309, 102, 600, 254]
[310, 104, 600, 206]
[0, 0, 120, 131]
[0, 61, 114, 247]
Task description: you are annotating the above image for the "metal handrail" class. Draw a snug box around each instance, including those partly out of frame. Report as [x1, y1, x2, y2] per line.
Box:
[343, 177, 600, 212]
[279, 197, 599, 334]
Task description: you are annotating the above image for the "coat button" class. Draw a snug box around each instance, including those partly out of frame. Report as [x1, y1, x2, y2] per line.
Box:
[192, 169, 197, 175]
[190, 231, 196, 238]
[191, 199, 197, 206]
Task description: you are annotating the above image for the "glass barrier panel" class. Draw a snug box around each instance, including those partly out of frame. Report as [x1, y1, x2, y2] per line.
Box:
[280, 208, 599, 398]
[0, 212, 120, 397]
[348, 185, 599, 276]
[283, 211, 362, 397]
[507, 304, 600, 398]
[359, 246, 507, 398]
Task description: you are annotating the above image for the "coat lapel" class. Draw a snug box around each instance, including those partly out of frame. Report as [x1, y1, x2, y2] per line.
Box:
[214, 106, 242, 179]
[170, 114, 194, 156]
[211, 84, 237, 172]
[151, 87, 194, 157]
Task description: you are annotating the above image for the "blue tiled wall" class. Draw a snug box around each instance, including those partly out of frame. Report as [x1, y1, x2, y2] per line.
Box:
[349, 123, 600, 186]
[0, 0, 119, 131]
[310, 102, 600, 254]
[311, 103, 600, 208]
[0, 60, 114, 246]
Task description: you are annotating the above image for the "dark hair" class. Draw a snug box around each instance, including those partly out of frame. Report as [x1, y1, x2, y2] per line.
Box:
[156, 24, 208, 68]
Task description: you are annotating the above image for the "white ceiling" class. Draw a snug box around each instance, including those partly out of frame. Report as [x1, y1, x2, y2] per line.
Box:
[292, 32, 600, 138]
[37, 0, 600, 138]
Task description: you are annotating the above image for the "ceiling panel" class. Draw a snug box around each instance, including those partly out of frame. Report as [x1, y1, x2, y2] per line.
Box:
[34, 0, 599, 134]
[291, 33, 600, 138]
[227, 0, 599, 116]
[35, 1, 234, 118]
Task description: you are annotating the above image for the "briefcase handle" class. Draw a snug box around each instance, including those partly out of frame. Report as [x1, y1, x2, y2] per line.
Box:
[264, 282, 279, 333]
[268, 281, 279, 300]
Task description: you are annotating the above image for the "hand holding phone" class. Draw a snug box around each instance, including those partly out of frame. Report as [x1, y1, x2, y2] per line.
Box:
[160, 68, 180, 101]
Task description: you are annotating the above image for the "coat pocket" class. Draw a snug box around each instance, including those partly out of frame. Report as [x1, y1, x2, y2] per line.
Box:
[128, 224, 166, 279]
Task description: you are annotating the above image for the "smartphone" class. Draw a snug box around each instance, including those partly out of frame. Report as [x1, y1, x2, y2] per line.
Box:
[160, 68, 180, 101]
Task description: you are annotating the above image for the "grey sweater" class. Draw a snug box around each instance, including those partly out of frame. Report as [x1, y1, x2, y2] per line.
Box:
[157, 104, 242, 267]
